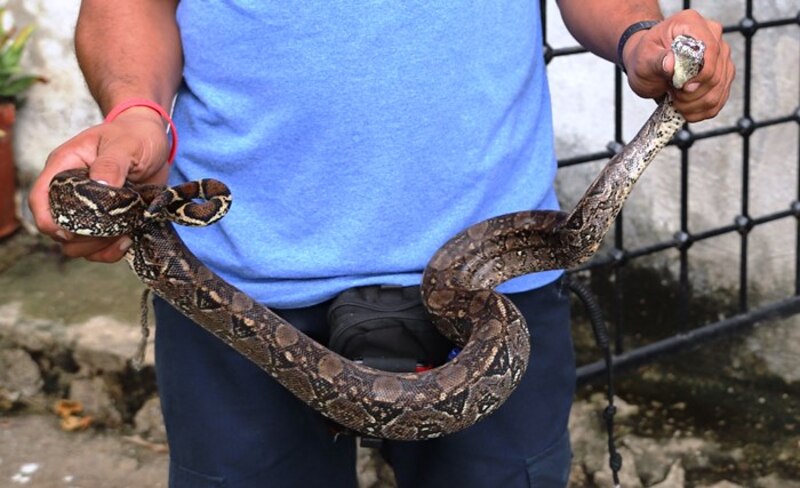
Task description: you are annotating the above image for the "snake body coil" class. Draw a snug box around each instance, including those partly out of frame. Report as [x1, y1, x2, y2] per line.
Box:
[49, 37, 704, 441]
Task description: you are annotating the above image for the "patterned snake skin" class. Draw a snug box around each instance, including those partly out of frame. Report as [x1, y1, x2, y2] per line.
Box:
[49, 36, 704, 441]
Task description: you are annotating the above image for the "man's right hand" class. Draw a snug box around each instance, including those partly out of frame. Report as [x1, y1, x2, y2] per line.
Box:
[29, 107, 171, 263]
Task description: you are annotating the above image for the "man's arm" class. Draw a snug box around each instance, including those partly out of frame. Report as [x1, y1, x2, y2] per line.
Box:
[557, 1, 734, 122]
[75, 0, 182, 113]
[29, 0, 183, 262]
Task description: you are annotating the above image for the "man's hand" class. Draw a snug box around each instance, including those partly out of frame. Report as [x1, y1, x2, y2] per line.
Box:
[28, 108, 171, 262]
[622, 9, 735, 122]
[28, 0, 182, 263]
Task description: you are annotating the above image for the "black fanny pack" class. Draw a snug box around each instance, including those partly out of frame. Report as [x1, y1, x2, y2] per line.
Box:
[327, 285, 453, 373]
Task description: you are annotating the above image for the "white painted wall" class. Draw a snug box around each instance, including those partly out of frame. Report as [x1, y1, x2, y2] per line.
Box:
[10, 0, 99, 183]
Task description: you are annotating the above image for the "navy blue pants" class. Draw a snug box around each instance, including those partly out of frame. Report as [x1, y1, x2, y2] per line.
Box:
[153, 279, 575, 487]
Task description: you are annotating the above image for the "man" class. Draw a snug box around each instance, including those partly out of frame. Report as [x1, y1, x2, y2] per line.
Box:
[30, 1, 733, 487]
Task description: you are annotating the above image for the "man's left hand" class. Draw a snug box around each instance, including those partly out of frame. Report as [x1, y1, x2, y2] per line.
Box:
[622, 9, 735, 122]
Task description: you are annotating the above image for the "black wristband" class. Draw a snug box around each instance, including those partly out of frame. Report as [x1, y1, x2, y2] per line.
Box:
[616, 20, 660, 73]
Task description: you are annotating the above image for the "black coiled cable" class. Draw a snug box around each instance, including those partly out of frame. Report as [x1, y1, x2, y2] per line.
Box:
[566, 275, 622, 487]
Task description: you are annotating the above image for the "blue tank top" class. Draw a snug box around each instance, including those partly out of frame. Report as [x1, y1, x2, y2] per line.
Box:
[171, 1, 561, 308]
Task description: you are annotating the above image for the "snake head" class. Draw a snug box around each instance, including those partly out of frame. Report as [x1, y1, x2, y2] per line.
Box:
[49, 168, 144, 237]
[671, 35, 705, 90]
[144, 179, 232, 227]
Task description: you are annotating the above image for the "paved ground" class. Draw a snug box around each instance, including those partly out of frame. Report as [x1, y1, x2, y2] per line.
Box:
[0, 414, 167, 488]
[0, 233, 167, 488]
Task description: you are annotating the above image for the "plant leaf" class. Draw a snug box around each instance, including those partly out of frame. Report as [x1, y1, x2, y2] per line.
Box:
[0, 75, 44, 98]
[1, 24, 34, 69]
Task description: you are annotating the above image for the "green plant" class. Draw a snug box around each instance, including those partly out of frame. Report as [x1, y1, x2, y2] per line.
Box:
[0, 8, 44, 101]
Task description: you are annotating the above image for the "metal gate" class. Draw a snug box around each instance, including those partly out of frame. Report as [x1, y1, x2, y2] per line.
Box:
[539, 1, 800, 382]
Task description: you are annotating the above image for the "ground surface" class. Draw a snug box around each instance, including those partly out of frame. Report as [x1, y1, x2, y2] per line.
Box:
[1, 232, 798, 487]
[0, 233, 168, 488]
[0, 414, 167, 488]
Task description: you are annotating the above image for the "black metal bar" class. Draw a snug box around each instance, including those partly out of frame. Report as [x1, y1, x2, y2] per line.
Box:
[683, 224, 738, 244]
[613, 62, 626, 355]
[674, 0, 694, 331]
[552, 46, 588, 57]
[751, 208, 794, 226]
[797, 115, 800, 295]
[797, 105, 800, 297]
[539, 0, 547, 41]
[738, 0, 755, 314]
[559, 111, 798, 167]
[625, 238, 678, 260]
[572, 206, 798, 272]
[796, 6, 800, 298]
[678, 139, 691, 329]
[577, 295, 800, 384]
[677, 0, 693, 331]
[752, 113, 799, 128]
[724, 16, 797, 34]
[689, 113, 796, 142]
[558, 149, 615, 168]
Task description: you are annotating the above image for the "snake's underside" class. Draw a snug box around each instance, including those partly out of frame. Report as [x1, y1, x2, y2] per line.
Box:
[49, 37, 704, 441]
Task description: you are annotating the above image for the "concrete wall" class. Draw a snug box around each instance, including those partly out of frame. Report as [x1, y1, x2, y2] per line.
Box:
[9, 1, 800, 301]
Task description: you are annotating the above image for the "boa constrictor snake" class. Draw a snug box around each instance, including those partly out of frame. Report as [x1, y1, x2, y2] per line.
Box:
[49, 36, 704, 441]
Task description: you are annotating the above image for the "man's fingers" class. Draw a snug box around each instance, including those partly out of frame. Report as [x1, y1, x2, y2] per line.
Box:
[628, 10, 735, 122]
[626, 44, 671, 99]
[671, 36, 734, 121]
[89, 108, 172, 186]
[683, 82, 701, 93]
[663, 11, 725, 89]
[88, 134, 142, 187]
[28, 175, 59, 235]
[661, 51, 673, 78]
[666, 9, 723, 47]
[29, 110, 172, 265]
[88, 154, 132, 187]
[28, 144, 91, 236]
[60, 235, 132, 263]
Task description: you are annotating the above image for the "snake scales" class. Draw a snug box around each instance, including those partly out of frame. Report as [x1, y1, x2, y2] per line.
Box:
[49, 36, 703, 441]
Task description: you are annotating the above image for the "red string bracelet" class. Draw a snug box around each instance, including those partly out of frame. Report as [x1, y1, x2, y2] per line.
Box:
[104, 98, 179, 164]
